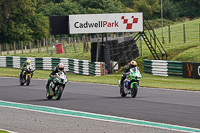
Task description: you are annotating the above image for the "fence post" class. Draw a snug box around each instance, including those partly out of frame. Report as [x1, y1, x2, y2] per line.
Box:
[14, 42, 16, 54]
[83, 35, 86, 52]
[0, 43, 2, 56]
[78, 37, 80, 51]
[21, 41, 24, 54]
[86, 37, 90, 52]
[72, 37, 76, 53]
[29, 41, 31, 53]
[86, 37, 89, 52]
[62, 38, 67, 54]
[183, 24, 186, 43]
[40, 40, 42, 52]
[6, 43, 9, 55]
[78, 37, 81, 44]
[37, 40, 40, 53]
[46, 38, 49, 54]
[168, 25, 171, 43]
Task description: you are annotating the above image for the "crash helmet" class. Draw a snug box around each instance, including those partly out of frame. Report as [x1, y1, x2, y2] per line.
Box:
[26, 59, 31, 65]
[58, 63, 64, 71]
[130, 60, 137, 67]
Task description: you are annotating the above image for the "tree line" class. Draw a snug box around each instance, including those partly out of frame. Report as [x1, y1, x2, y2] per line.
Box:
[0, 0, 199, 45]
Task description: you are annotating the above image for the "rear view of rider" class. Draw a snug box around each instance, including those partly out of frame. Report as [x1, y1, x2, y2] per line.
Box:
[21, 59, 34, 77]
[119, 60, 137, 87]
[46, 63, 66, 90]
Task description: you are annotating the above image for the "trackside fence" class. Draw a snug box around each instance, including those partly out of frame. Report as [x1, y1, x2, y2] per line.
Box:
[0, 56, 105, 76]
[144, 59, 183, 76]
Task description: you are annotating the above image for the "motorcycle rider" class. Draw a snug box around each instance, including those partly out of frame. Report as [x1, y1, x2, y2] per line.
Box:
[46, 63, 66, 90]
[119, 60, 138, 87]
[21, 59, 34, 77]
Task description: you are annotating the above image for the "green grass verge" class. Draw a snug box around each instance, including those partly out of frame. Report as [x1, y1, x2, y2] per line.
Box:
[1, 67, 199, 91]
[0, 130, 9, 133]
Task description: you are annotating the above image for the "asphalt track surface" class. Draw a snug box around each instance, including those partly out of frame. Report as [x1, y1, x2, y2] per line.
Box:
[0, 77, 200, 133]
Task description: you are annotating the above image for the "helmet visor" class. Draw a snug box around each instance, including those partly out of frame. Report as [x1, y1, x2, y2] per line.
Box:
[59, 67, 64, 71]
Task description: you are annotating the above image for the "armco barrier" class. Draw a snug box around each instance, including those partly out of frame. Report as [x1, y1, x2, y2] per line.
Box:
[144, 59, 183, 76]
[0, 56, 105, 76]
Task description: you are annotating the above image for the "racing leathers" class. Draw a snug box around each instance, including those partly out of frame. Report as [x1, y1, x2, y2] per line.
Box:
[120, 64, 137, 87]
[46, 66, 66, 90]
[20, 62, 34, 77]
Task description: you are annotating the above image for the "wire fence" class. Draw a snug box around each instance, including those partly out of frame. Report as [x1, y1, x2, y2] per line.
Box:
[152, 23, 200, 43]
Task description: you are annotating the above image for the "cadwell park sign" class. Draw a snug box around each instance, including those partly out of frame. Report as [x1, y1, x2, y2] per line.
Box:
[49, 13, 143, 35]
[69, 13, 143, 34]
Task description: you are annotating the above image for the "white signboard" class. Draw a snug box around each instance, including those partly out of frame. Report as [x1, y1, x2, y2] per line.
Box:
[69, 13, 143, 34]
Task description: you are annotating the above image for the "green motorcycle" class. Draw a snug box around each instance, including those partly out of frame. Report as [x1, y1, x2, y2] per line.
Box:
[46, 72, 68, 100]
[118, 67, 142, 98]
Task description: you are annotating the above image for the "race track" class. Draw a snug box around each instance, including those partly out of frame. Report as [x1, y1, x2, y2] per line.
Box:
[0, 77, 200, 133]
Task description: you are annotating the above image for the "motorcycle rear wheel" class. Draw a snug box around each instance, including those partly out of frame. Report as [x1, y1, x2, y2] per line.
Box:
[120, 87, 127, 97]
[131, 83, 138, 98]
[46, 91, 53, 99]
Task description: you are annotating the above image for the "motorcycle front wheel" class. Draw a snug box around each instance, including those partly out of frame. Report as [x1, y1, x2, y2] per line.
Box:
[131, 83, 138, 98]
[55, 86, 63, 100]
[26, 75, 31, 86]
[19, 73, 24, 86]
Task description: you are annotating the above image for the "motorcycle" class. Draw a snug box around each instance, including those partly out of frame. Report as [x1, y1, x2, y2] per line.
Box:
[118, 67, 142, 98]
[19, 65, 34, 86]
[46, 72, 68, 100]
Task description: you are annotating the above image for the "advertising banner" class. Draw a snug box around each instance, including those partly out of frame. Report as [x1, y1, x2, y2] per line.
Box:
[69, 13, 143, 34]
[182, 62, 200, 79]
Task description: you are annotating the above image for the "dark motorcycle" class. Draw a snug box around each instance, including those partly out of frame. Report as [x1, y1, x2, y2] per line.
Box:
[19, 65, 34, 86]
[46, 72, 68, 100]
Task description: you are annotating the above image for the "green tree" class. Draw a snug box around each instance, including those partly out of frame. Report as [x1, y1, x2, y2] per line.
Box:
[78, 0, 124, 14]
[177, 0, 200, 18]
[132, 0, 160, 19]
[45, 0, 65, 4]
[119, 0, 133, 8]
[0, 0, 49, 44]
[39, 1, 81, 16]
[163, 0, 179, 21]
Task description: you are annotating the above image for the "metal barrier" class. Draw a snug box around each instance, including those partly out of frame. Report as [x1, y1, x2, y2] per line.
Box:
[0, 56, 105, 76]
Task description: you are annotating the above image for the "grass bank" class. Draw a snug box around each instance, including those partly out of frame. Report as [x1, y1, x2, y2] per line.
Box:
[0, 67, 199, 91]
